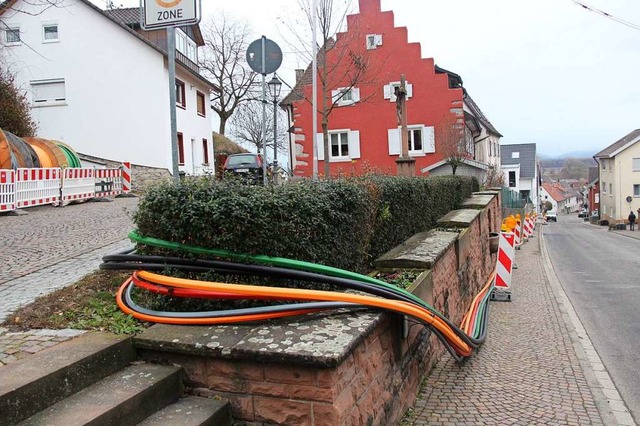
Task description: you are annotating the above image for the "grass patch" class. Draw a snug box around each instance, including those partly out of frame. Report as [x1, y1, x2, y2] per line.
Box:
[3, 270, 147, 334]
[375, 270, 420, 289]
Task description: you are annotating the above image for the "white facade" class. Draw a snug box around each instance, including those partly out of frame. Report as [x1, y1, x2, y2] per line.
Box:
[1, 0, 215, 175]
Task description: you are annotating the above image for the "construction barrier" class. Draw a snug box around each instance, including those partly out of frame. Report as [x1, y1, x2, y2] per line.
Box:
[0, 169, 15, 212]
[16, 168, 61, 208]
[0, 163, 128, 213]
[121, 161, 131, 193]
[523, 215, 533, 240]
[514, 218, 523, 248]
[492, 231, 515, 302]
[61, 168, 95, 203]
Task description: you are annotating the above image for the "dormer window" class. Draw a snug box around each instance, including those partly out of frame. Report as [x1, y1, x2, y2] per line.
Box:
[366, 34, 382, 50]
[512, 152, 520, 159]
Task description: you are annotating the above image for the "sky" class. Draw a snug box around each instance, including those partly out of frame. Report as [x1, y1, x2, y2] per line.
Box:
[108, 0, 640, 158]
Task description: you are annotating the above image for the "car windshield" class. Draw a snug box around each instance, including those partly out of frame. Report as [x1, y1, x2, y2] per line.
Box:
[227, 155, 258, 167]
[547, 211, 557, 215]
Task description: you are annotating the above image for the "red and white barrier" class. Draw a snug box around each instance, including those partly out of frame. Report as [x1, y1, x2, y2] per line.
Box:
[0, 169, 16, 212]
[492, 231, 515, 301]
[0, 163, 129, 212]
[94, 169, 123, 197]
[514, 219, 523, 248]
[16, 168, 61, 208]
[61, 168, 95, 203]
[121, 161, 131, 193]
[523, 216, 533, 240]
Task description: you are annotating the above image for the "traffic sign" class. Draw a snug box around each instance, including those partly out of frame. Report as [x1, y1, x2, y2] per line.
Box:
[140, 0, 200, 30]
[246, 37, 283, 75]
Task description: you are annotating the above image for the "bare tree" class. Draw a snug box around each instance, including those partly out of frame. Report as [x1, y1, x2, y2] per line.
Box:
[437, 114, 473, 175]
[281, 0, 381, 178]
[231, 100, 287, 156]
[200, 13, 258, 136]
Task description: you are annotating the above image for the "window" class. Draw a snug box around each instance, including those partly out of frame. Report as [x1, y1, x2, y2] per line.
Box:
[177, 133, 185, 165]
[387, 125, 435, 155]
[366, 34, 382, 50]
[330, 132, 349, 158]
[602, 159, 606, 170]
[30, 79, 66, 105]
[633, 158, 640, 172]
[408, 128, 422, 152]
[508, 171, 516, 187]
[512, 152, 520, 159]
[602, 181, 606, 193]
[176, 79, 185, 108]
[609, 183, 612, 194]
[331, 87, 360, 106]
[5, 27, 20, 44]
[202, 139, 209, 165]
[187, 41, 197, 62]
[383, 81, 413, 102]
[196, 91, 206, 116]
[42, 23, 59, 42]
[176, 32, 187, 55]
[316, 130, 360, 162]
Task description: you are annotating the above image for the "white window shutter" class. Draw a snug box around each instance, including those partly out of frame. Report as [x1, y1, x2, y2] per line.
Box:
[316, 133, 325, 161]
[383, 84, 391, 100]
[388, 128, 400, 155]
[352, 88, 360, 102]
[406, 83, 413, 98]
[348, 130, 360, 159]
[375, 34, 383, 46]
[331, 89, 340, 104]
[424, 126, 435, 153]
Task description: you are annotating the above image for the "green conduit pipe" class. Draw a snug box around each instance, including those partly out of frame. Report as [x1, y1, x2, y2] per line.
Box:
[128, 231, 444, 316]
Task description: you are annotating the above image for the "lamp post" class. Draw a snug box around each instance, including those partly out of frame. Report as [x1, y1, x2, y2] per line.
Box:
[268, 74, 282, 183]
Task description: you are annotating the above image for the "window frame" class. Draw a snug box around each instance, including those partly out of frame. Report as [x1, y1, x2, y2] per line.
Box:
[42, 22, 59, 43]
[633, 158, 640, 172]
[5, 27, 20, 45]
[508, 171, 517, 188]
[177, 132, 185, 165]
[196, 91, 206, 117]
[407, 127, 423, 154]
[176, 79, 186, 108]
[30, 78, 66, 106]
[202, 138, 209, 165]
[330, 131, 350, 160]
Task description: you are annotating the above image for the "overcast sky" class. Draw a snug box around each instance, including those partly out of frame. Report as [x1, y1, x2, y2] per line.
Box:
[110, 0, 640, 158]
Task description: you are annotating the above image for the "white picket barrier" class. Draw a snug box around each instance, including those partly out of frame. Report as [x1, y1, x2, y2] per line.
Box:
[94, 168, 123, 197]
[0, 169, 16, 212]
[15, 168, 61, 208]
[61, 168, 95, 203]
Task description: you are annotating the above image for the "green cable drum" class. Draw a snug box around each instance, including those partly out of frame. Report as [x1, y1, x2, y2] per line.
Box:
[55, 141, 82, 167]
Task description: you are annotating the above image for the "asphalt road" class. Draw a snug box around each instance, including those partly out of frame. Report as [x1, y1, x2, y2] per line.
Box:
[543, 214, 640, 423]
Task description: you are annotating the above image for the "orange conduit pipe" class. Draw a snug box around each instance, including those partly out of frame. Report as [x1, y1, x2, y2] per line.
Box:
[118, 271, 474, 357]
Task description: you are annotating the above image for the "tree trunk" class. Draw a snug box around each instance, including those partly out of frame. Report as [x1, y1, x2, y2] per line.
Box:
[218, 118, 227, 136]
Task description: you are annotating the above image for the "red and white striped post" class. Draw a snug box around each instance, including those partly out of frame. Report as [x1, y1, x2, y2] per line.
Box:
[492, 231, 515, 301]
[121, 162, 131, 193]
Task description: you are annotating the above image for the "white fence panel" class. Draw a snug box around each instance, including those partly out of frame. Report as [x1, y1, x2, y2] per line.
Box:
[0, 169, 16, 212]
[16, 168, 61, 208]
[94, 169, 123, 197]
[61, 168, 95, 202]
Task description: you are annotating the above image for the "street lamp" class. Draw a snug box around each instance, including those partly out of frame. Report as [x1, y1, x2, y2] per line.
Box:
[268, 74, 282, 181]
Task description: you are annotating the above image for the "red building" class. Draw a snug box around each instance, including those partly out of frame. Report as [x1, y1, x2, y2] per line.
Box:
[282, 0, 499, 178]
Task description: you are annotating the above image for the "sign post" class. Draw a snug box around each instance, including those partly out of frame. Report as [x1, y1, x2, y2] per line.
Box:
[246, 37, 282, 185]
[140, 0, 201, 181]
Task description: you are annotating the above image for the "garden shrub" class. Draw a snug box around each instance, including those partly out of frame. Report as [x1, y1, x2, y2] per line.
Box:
[134, 174, 478, 273]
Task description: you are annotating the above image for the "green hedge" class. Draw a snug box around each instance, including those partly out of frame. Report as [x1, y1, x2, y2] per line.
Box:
[134, 175, 478, 273]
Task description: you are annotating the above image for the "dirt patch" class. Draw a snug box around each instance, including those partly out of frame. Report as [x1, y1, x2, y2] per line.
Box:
[2, 270, 148, 334]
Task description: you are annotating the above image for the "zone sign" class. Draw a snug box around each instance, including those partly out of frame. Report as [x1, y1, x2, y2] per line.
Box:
[141, 0, 200, 30]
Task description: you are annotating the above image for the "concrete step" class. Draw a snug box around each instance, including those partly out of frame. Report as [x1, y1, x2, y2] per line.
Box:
[18, 362, 183, 426]
[0, 332, 136, 424]
[137, 395, 232, 426]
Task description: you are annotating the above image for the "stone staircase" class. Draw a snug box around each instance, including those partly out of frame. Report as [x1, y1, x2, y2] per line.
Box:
[0, 332, 232, 425]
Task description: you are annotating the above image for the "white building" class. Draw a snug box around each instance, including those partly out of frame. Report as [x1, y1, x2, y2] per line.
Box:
[500, 143, 539, 211]
[0, 0, 217, 176]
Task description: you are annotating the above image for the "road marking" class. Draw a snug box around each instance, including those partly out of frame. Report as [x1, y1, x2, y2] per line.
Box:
[585, 280, 603, 283]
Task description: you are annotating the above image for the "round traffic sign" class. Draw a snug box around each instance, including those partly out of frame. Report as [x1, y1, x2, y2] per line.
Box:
[246, 37, 283, 74]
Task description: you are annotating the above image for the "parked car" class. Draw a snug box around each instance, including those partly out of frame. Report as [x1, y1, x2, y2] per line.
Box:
[578, 209, 588, 218]
[222, 153, 265, 184]
[545, 210, 557, 222]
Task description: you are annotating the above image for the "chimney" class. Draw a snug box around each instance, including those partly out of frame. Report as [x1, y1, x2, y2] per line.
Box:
[295, 69, 305, 83]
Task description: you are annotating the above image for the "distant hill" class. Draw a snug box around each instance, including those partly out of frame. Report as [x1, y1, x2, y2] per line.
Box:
[539, 150, 597, 160]
[539, 157, 597, 168]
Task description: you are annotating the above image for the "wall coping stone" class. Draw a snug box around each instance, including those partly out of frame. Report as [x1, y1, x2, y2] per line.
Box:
[372, 230, 458, 270]
[134, 309, 383, 368]
[462, 194, 494, 209]
[437, 209, 480, 228]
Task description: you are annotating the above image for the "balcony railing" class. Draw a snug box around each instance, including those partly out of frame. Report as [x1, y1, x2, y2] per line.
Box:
[176, 50, 200, 75]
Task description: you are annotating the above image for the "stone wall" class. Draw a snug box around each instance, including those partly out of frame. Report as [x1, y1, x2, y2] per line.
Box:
[78, 153, 172, 193]
[134, 190, 502, 426]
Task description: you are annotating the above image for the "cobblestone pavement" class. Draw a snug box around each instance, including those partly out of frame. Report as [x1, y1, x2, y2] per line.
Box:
[0, 328, 85, 366]
[407, 228, 621, 426]
[0, 197, 137, 284]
